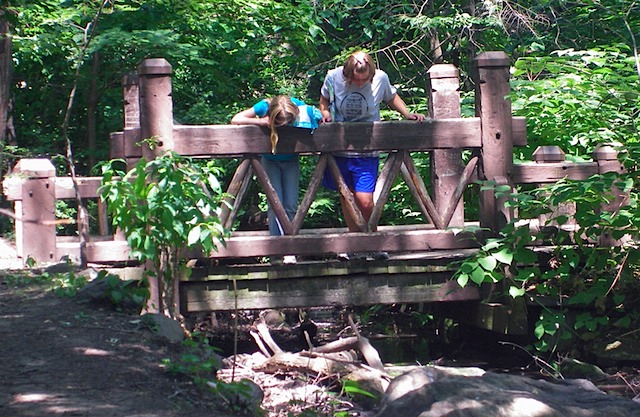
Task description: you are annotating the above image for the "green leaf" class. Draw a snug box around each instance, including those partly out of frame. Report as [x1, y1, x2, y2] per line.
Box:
[478, 255, 498, 272]
[514, 248, 537, 264]
[342, 380, 377, 398]
[509, 286, 525, 298]
[470, 266, 486, 285]
[456, 273, 469, 288]
[493, 248, 513, 265]
[188, 226, 201, 246]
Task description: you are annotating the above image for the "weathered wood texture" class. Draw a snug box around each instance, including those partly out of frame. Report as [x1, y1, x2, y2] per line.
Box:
[2, 53, 625, 318]
[113, 117, 527, 159]
[181, 257, 480, 312]
[428, 64, 465, 226]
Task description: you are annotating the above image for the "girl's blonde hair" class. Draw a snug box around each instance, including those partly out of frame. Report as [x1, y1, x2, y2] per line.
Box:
[267, 95, 299, 154]
[342, 51, 375, 84]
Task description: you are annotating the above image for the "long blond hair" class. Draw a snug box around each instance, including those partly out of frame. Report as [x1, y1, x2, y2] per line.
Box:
[267, 96, 299, 154]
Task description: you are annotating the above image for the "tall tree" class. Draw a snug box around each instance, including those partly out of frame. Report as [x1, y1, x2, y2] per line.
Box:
[0, 7, 16, 158]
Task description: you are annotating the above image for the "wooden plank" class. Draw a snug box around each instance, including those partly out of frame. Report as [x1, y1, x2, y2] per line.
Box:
[109, 132, 125, 159]
[512, 117, 527, 147]
[117, 117, 529, 159]
[83, 240, 134, 263]
[54, 177, 103, 199]
[67, 225, 481, 264]
[191, 228, 478, 259]
[512, 162, 599, 184]
[186, 259, 457, 282]
[21, 178, 56, 263]
[170, 119, 482, 157]
[180, 273, 480, 312]
[2, 170, 100, 202]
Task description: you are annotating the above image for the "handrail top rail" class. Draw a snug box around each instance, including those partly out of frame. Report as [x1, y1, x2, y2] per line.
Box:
[111, 117, 527, 159]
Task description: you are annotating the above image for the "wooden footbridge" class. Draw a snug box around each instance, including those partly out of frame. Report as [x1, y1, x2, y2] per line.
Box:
[3, 52, 623, 334]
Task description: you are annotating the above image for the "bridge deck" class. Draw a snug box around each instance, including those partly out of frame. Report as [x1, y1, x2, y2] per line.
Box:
[180, 249, 481, 313]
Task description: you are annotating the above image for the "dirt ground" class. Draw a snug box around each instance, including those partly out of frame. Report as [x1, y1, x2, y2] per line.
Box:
[0, 237, 238, 417]
[2, 238, 639, 416]
[0, 274, 238, 417]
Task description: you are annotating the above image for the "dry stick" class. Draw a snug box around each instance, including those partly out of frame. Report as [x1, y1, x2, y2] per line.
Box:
[605, 250, 628, 298]
[614, 371, 640, 395]
[232, 278, 238, 382]
[250, 330, 272, 358]
[0, 208, 74, 225]
[61, 1, 109, 268]
[303, 330, 314, 352]
[256, 321, 284, 355]
[313, 336, 359, 354]
[498, 341, 562, 380]
[347, 315, 385, 372]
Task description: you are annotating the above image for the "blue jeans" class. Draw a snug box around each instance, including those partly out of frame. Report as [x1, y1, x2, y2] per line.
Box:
[261, 156, 300, 236]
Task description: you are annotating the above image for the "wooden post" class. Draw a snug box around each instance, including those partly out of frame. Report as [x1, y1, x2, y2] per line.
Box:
[12, 159, 57, 265]
[474, 52, 514, 232]
[122, 73, 141, 170]
[593, 145, 627, 246]
[137, 58, 174, 315]
[427, 64, 464, 227]
[106, 73, 141, 241]
[138, 58, 174, 159]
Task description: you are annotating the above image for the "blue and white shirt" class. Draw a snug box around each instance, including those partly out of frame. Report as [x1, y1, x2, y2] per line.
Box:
[253, 98, 322, 160]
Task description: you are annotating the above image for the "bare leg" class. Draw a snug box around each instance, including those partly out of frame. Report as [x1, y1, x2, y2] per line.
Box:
[340, 191, 375, 232]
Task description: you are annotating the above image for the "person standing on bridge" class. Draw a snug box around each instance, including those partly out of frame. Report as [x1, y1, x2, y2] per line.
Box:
[318, 51, 425, 261]
[232, 95, 321, 264]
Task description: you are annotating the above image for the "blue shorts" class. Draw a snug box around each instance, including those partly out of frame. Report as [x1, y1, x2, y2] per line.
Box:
[322, 156, 379, 193]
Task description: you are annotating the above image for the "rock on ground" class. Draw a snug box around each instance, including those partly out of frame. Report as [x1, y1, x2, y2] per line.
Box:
[376, 367, 640, 417]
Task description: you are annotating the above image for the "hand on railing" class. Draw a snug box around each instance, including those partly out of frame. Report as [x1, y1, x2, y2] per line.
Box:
[405, 113, 425, 122]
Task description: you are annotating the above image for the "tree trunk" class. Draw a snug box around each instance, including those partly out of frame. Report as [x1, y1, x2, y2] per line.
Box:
[0, 9, 16, 162]
[86, 52, 99, 170]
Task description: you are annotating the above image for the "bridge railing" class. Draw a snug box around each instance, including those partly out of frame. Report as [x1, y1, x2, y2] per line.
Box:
[2, 51, 624, 267]
[107, 52, 522, 262]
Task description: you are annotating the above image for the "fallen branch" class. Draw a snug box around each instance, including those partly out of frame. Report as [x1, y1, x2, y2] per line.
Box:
[256, 320, 284, 355]
[250, 330, 272, 358]
[348, 315, 385, 372]
[313, 336, 359, 354]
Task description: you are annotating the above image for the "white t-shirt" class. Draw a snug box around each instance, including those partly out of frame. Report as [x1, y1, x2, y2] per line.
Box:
[321, 67, 397, 122]
[321, 66, 397, 156]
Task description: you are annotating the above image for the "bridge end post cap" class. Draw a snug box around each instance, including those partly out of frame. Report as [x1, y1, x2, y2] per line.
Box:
[13, 158, 56, 178]
[592, 144, 620, 161]
[427, 64, 459, 79]
[474, 51, 511, 68]
[532, 146, 565, 163]
[137, 58, 172, 76]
